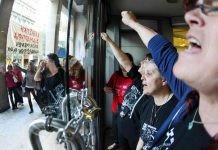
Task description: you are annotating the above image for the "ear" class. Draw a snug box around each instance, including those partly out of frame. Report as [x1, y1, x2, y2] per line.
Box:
[162, 78, 168, 86]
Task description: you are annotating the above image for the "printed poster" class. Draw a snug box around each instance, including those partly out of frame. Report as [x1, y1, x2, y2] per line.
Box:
[6, 21, 43, 54]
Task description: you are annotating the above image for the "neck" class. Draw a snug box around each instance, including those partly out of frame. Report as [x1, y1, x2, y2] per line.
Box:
[122, 71, 127, 77]
[49, 66, 58, 76]
[198, 93, 218, 137]
[153, 88, 172, 106]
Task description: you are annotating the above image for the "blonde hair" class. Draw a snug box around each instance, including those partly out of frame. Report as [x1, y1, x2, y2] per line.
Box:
[68, 56, 84, 78]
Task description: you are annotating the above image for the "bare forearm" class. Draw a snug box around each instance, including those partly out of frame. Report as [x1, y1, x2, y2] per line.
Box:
[34, 68, 42, 81]
[107, 39, 132, 72]
[136, 137, 144, 150]
[130, 21, 157, 47]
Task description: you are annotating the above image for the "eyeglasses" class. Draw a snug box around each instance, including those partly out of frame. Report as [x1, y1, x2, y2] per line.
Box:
[193, 4, 218, 15]
[189, 0, 218, 15]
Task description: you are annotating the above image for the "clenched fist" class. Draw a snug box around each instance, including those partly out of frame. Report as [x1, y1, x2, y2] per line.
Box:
[121, 11, 137, 27]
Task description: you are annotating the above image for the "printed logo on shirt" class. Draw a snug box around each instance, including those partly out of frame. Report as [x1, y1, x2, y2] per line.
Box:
[49, 83, 65, 104]
[120, 85, 141, 117]
[141, 124, 157, 150]
[151, 128, 175, 150]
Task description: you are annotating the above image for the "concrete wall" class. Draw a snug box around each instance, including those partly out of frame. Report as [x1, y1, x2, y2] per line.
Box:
[159, 18, 173, 43]
[121, 32, 148, 65]
[0, 0, 15, 112]
[45, 0, 60, 55]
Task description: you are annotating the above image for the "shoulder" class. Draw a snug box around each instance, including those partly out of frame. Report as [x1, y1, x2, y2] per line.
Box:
[58, 67, 65, 74]
[110, 72, 119, 79]
[169, 95, 179, 104]
[127, 65, 140, 78]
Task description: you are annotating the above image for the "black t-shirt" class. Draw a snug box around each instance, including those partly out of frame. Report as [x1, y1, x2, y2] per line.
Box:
[120, 65, 143, 118]
[152, 108, 212, 150]
[140, 95, 178, 150]
[131, 95, 153, 133]
[119, 65, 152, 135]
[42, 68, 65, 104]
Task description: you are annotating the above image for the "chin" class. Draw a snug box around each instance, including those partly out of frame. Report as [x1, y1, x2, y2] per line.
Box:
[173, 62, 199, 90]
[173, 61, 185, 79]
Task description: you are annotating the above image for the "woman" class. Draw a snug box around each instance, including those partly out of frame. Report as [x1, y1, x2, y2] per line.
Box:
[34, 53, 65, 117]
[136, 59, 178, 150]
[104, 54, 133, 150]
[15, 61, 39, 114]
[68, 56, 85, 90]
[34, 60, 48, 111]
[3, 64, 18, 110]
[121, 3, 218, 148]
[101, 32, 143, 150]
[12, 62, 24, 106]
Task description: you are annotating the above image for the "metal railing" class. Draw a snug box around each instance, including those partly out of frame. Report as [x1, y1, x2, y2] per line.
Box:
[29, 88, 101, 150]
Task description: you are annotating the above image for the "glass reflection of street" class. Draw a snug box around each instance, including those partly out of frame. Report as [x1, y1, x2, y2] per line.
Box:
[0, 98, 65, 150]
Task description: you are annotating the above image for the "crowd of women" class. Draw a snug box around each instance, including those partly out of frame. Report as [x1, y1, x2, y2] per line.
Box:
[3, 53, 85, 116]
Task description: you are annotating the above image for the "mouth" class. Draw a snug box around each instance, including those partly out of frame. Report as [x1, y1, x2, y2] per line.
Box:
[185, 36, 202, 54]
[142, 81, 147, 87]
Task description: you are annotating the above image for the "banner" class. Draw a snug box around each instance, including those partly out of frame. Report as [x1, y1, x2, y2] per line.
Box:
[6, 21, 43, 54]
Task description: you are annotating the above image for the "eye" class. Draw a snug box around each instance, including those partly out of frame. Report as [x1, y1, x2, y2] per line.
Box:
[145, 72, 152, 77]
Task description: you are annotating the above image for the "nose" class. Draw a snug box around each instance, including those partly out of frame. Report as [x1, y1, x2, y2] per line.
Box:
[141, 73, 146, 81]
[138, 65, 144, 74]
[184, 8, 205, 28]
[138, 68, 141, 73]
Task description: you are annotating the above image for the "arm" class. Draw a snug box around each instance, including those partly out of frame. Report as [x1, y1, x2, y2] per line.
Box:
[34, 68, 42, 81]
[121, 11, 192, 101]
[13, 63, 27, 73]
[101, 32, 133, 72]
[104, 86, 113, 93]
[34, 61, 45, 81]
[104, 73, 116, 94]
[121, 11, 157, 47]
[136, 138, 144, 150]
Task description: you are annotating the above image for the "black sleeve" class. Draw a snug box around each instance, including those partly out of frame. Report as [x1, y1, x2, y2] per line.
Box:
[16, 65, 27, 74]
[40, 70, 47, 88]
[58, 68, 65, 86]
[127, 65, 140, 79]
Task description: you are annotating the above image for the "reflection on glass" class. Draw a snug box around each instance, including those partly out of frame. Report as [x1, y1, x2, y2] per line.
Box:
[63, 56, 85, 90]
[1, 0, 96, 149]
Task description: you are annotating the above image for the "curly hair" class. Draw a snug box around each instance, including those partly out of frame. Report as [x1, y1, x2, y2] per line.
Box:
[68, 56, 85, 78]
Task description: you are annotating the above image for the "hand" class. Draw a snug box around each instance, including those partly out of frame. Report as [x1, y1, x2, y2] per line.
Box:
[87, 32, 94, 41]
[100, 32, 111, 42]
[12, 62, 18, 66]
[39, 61, 46, 70]
[104, 86, 113, 93]
[121, 11, 137, 27]
[0, 65, 6, 74]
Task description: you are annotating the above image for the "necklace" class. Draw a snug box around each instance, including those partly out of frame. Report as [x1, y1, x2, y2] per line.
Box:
[188, 108, 218, 130]
[150, 93, 172, 125]
[153, 105, 162, 118]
